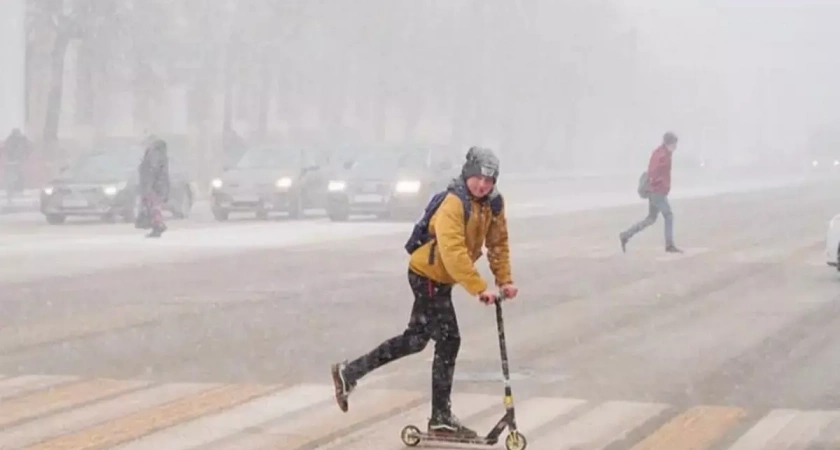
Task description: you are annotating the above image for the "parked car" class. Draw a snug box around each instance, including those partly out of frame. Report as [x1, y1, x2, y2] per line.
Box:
[825, 214, 840, 270]
[39, 146, 196, 225]
[209, 145, 330, 220]
[325, 146, 458, 221]
[805, 127, 840, 174]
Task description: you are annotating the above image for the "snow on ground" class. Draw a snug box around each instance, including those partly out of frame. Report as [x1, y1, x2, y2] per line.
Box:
[0, 173, 813, 283]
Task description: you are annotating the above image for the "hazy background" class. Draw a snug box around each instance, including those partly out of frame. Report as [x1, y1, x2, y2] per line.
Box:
[3, 0, 840, 185]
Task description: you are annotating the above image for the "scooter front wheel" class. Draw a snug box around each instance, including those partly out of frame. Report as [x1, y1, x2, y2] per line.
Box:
[401, 425, 421, 447]
[505, 431, 528, 450]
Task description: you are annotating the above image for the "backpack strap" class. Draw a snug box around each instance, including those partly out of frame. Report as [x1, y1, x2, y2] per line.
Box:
[449, 182, 473, 223]
[488, 192, 504, 216]
[405, 182, 504, 266]
[426, 185, 471, 265]
[403, 191, 449, 256]
[426, 187, 505, 265]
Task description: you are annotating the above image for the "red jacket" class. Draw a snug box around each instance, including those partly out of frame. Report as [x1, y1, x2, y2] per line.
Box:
[647, 145, 672, 195]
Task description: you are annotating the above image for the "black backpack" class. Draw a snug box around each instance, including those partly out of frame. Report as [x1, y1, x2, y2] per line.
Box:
[404, 183, 504, 263]
[637, 171, 650, 199]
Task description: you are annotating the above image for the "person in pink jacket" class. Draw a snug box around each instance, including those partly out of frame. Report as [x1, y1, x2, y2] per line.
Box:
[620, 132, 683, 253]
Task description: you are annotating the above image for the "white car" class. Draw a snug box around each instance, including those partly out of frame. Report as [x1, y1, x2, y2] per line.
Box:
[826, 214, 840, 269]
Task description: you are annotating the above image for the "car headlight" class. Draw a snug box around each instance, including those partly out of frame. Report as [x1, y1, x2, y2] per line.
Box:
[328, 180, 347, 192]
[276, 177, 292, 188]
[43, 186, 54, 195]
[211, 178, 223, 189]
[395, 180, 421, 193]
[103, 181, 127, 196]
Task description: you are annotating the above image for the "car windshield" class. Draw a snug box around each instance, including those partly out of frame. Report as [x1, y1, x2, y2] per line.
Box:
[351, 149, 430, 175]
[236, 147, 301, 169]
[396, 150, 431, 169]
[65, 149, 141, 179]
[808, 129, 840, 158]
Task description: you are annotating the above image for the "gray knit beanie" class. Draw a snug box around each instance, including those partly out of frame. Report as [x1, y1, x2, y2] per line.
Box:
[461, 146, 500, 182]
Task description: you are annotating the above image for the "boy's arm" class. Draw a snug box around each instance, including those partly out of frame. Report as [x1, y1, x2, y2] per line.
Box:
[436, 194, 488, 295]
[485, 200, 513, 286]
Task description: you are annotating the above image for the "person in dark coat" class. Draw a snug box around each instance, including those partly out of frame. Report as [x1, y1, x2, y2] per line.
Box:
[137, 136, 170, 238]
[3, 128, 31, 204]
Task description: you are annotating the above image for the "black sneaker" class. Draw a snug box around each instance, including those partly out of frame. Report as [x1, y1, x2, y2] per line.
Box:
[146, 223, 167, 238]
[428, 411, 478, 439]
[330, 361, 356, 412]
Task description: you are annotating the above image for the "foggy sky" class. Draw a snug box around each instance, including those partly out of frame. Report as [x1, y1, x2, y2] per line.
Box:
[9, 0, 840, 169]
[621, 0, 840, 158]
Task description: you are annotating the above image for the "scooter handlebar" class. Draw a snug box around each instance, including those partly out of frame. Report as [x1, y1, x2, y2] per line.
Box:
[491, 292, 509, 304]
[480, 292, 509, 305]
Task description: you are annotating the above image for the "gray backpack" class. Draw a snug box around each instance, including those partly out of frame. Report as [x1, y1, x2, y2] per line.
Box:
[637, 171, 650, 199]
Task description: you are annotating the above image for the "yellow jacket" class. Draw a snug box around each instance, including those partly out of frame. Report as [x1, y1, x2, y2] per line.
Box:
[409, 190, 512, 295]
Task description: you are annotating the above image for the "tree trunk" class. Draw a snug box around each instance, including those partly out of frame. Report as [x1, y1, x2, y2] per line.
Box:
[401, 83, 425, 142]
[222, 40, 236, 138]
[43, 32, 70, 147]
[257, 59, 271, 139]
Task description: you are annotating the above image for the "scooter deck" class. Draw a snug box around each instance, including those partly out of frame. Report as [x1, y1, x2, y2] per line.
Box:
[413, 432, 498, 446]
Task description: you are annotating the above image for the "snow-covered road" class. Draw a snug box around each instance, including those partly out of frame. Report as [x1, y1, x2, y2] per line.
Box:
[2, 175, 840, 449]
[0, 172, 815, 283]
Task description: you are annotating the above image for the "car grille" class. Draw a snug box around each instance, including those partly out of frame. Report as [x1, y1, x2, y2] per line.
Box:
[55, 186, 102, 195]
[356, 181, 390, 194]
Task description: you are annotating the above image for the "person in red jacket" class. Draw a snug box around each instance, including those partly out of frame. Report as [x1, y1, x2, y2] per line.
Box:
[619, 132, 683, 253]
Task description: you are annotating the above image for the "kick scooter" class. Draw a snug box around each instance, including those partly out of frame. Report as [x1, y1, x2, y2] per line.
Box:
[400, 293, 528, 450]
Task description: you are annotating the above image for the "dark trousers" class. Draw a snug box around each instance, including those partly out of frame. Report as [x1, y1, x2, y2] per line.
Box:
[343, 269, 461, 414]
[620, 193, 674, 247]
[140, 193, 165, 227]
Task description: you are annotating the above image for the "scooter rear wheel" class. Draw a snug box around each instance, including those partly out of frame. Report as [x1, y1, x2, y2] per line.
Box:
[505, 431, 528, 450]
[400, 425, 421, 447]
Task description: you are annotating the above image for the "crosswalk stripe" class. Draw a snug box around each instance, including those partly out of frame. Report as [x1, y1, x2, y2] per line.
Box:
[729, 244, 817, 264]
[629, 405, 747, 450]
[111, 383, 329, 450]
[0, 305, 196, 353]
[28, 383, 281, 450]
[203, 387, 426, 450]
[653, 247, 711, 262]
[0, 374, 78, 401]
[726, 409, 840, 449]
[0, 382, 215, 448]
[0, 378, 149, 429]
[469, 397, 587, 444]
[4, 374, 840, 448]
[536, 400, 668, 449]
[317, 392, 499, 449]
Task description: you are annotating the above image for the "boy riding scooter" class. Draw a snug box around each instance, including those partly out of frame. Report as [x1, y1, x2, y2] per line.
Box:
[330, 146, 519, 439]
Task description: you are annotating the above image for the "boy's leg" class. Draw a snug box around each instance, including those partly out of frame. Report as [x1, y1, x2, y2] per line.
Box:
[330, 270, 434, 412]
[650, 193, 679, 250]
[425, 280, 477, 438]
[619, 199, 660, 251]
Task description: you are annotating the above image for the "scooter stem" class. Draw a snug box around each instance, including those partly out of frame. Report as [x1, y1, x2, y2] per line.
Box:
[495, 299, 512, 386]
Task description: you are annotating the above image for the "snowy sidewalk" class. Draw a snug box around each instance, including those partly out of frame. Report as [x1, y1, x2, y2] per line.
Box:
[0, 172, 620, 215]
[0, 168, 810, 216]
[0, 189, 40, 215]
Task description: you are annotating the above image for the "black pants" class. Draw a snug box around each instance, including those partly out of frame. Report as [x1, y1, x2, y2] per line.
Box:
[343, 269, 461, 415]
